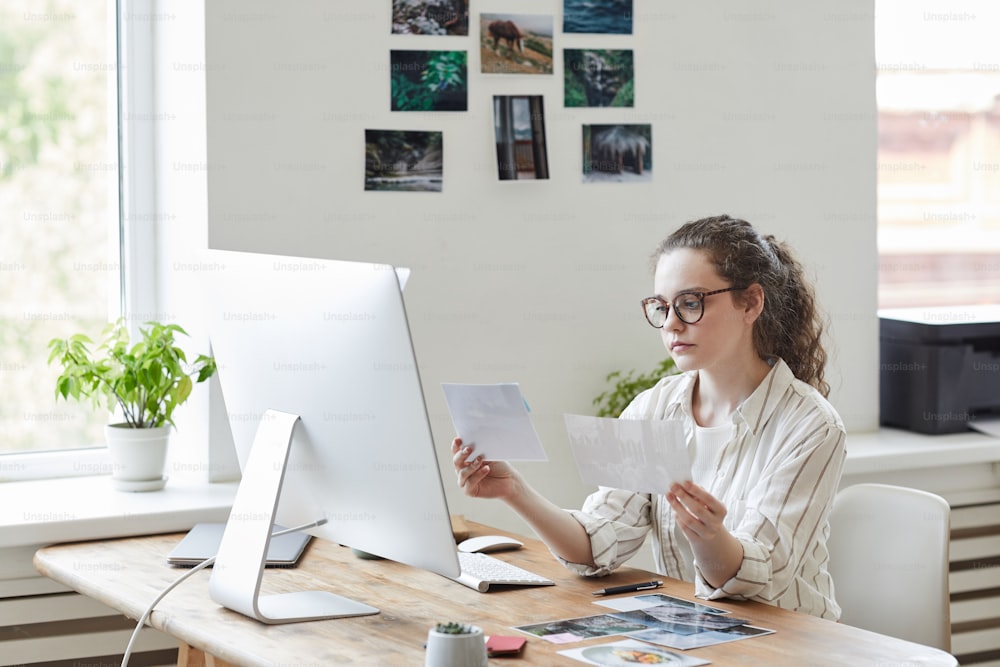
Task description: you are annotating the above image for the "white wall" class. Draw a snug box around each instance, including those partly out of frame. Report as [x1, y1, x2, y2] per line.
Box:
[199, 0, 877, 535]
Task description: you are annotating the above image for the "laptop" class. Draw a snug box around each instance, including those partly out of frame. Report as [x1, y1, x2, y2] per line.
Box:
[167, 523, 311, 568]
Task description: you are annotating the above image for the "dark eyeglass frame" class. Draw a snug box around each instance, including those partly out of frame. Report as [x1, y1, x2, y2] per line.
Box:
[640, 287, 747, 328]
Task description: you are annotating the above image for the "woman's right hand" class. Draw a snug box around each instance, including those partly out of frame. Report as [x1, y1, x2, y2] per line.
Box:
[451, 437, 520, 500]
[451, 437, 595, 566]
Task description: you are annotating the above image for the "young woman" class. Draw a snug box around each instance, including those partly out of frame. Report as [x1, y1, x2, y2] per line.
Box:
[452, 214, 846, 620]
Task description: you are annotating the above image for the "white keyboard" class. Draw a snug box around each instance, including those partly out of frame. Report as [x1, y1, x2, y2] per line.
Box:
[451, 551, 555, 592]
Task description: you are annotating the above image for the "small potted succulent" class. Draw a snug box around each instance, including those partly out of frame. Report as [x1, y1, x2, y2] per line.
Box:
[47, 319, 216, 491]
[424, 622, 487, 667]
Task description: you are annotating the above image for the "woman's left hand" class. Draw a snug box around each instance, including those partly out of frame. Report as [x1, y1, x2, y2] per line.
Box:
[666, 480, 743, 588]
[666, 480, 728, 543]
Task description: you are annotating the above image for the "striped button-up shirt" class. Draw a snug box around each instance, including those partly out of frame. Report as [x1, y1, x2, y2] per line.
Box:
[560, 358, 846, 620]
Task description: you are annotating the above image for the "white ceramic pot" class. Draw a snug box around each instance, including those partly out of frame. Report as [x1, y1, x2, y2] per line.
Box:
[424, 625, 487, 667]
[104, 423, 171, 491]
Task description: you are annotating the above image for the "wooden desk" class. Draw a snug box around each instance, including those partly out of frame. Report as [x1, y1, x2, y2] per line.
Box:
[34, 522, 957, 666]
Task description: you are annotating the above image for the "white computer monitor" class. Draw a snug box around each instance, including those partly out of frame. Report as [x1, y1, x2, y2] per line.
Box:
[205, 249, 460, 623]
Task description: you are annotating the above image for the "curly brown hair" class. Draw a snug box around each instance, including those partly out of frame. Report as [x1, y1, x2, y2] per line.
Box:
[651, 214, 830, 397]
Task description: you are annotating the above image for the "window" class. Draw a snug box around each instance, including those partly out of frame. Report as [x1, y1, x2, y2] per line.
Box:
[877, 0, 1000, 308]
[0, 0, 125, 461]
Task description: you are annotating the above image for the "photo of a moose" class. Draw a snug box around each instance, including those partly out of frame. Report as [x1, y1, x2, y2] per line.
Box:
[480, 13, 553, 75]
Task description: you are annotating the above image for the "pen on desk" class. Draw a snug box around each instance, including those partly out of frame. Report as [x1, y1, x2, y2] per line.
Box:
[591, 580, 663, 596]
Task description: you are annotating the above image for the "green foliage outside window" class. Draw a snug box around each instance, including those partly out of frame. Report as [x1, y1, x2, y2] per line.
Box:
[0, 2, 114, 452]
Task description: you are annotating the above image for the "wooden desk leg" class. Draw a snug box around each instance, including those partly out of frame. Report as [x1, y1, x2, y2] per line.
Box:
[177, 642, 237, 667]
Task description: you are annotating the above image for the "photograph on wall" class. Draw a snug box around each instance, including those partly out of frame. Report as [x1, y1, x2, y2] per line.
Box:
[391, 0, 469, 36]
[563, 0, 632, 34]
[582, 124, 651, 183]
[564, 49, 634, 108]
[390, 50, 468, 111]
[493, 95, 549, 181]
[480, 13, 554, 75]
[364, 129, 443, 192]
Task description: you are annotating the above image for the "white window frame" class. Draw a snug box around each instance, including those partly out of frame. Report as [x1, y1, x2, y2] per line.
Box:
[0, 0, 157, 481]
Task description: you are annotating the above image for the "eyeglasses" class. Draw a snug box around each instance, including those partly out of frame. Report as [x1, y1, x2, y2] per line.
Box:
[640, 287, 747, 328]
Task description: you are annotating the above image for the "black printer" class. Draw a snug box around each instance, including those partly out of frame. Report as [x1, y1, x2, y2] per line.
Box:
[880, 306, 1000, 434]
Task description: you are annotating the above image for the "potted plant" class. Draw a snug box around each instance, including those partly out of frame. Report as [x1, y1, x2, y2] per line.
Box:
[47, 319, 216, 491]
[424, 622, 487, 667]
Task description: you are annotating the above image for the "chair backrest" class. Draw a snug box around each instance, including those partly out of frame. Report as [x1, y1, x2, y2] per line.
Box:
[827, 483, 951, 652]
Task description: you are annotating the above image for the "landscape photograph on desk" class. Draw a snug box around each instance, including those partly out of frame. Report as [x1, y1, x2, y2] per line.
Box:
[516, 613, 650, 643]
[517, 593, 775, 651]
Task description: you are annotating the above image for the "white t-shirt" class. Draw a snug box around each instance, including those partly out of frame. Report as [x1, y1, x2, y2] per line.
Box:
[691, 422, 732, 486]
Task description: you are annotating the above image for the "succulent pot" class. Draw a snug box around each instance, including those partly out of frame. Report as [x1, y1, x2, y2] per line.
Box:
[424, 624, 487, 667]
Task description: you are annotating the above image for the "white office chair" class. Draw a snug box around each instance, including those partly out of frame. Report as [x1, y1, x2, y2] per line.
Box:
[827, 483, 951, 652]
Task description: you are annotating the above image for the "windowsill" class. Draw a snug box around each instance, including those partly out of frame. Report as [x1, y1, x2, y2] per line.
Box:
[0, 474, 238, 549]
[845, 426, 1000, 476]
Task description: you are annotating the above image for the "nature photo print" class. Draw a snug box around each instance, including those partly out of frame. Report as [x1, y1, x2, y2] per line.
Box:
[391, 0, 469, 35]
[364, 129, 443, 192]
[564, 49, 634, 108]
[390, 50, 468, 111]
[563, 0, 633, 34]
[582, 124, 652, 183]
[480, 13, 554, 75]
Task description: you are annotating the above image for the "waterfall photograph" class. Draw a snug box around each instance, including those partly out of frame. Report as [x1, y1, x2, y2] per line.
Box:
[564, 49, 634, 108]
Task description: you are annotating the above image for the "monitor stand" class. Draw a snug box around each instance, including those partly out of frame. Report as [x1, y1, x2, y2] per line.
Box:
[208, 409, 380, 623]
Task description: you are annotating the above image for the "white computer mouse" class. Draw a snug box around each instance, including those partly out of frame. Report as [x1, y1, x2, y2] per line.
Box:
[457, 534, 524, 553]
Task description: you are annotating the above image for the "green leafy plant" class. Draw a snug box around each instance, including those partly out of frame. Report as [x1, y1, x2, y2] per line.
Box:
[421, 50, 466, 93]
[434, 621, 475, 635]
[592, 357, 679, 418]
[391, 51, 466, 111]
[47, 319, 216, 429]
